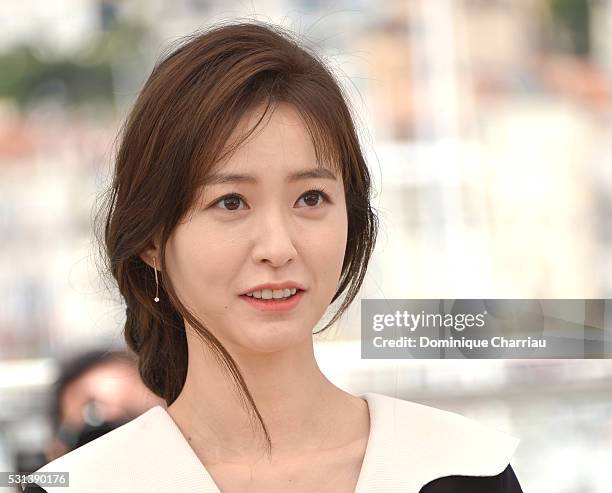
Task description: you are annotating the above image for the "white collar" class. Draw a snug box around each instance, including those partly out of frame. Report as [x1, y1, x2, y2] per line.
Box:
[354, 392, 519, 492]
[37, 392, 519, 492]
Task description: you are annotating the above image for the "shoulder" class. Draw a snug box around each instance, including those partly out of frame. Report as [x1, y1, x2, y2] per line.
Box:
[361, 392, 520, 466]
[27, 406, 210, 493]
[357, 393, 522, 492]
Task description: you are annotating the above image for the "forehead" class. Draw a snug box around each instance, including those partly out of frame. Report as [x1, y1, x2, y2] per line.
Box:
[208, 102, 339, 182]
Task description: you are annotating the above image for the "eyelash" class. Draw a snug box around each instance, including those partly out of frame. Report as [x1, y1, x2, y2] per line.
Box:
[211, 187, 331, 212]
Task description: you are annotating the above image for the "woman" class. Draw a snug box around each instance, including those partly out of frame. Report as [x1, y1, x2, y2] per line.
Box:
[28, 21, 523, 492]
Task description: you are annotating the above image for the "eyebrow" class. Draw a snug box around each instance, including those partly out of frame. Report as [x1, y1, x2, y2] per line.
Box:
[206, 167, 338, 185]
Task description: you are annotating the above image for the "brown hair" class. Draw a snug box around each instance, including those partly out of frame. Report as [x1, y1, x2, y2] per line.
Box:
[95, 20, 378, 456]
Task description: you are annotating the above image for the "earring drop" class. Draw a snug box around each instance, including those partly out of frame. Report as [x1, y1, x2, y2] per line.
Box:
[153, 257, 160, 303]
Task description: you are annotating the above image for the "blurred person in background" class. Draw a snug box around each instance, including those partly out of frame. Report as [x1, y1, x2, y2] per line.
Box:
[44, 348, 163, 462]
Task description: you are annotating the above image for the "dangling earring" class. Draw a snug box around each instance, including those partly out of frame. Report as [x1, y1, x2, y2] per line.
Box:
[153, 257, 160, 303]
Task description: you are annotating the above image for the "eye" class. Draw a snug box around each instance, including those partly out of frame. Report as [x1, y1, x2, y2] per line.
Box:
[296, 188, 330, 208]
[211, 188, 331, 212]
[214, 194, 246, 212]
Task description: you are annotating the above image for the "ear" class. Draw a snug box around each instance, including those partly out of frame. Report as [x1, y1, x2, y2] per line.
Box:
[139, 236, 162, 271]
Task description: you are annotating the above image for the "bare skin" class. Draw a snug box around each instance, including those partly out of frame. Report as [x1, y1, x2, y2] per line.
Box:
[169, 380, 369, 492]
[142, 101, 369, 491]
[166, 338, 370, 492]
[202, 426, 369, 493]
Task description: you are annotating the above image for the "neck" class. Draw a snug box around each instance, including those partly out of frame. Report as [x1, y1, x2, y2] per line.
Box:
[166, 332, 366, 466]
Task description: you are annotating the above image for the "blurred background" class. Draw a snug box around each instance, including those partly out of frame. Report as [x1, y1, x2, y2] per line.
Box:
[1, 0, 611, 492]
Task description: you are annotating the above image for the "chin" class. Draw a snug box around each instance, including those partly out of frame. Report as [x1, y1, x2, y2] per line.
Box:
[232, 323, 313, 354]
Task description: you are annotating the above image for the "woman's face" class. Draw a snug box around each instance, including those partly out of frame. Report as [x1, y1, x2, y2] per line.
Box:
[165, 102, 348, 354]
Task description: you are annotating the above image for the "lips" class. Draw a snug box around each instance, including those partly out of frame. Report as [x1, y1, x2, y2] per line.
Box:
[240, 289, 305, 312]
[241, 281, 306, 295]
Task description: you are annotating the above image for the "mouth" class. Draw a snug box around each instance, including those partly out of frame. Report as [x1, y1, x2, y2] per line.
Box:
[239, 289, 305, 312]
[242, 288, 304, 301]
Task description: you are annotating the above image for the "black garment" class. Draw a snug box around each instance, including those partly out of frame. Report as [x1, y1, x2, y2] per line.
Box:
[420, 464, 524, 492]
[23, 464, 523, 492]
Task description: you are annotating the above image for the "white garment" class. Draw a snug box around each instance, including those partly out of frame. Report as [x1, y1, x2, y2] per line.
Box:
[33, 392, 520, 492]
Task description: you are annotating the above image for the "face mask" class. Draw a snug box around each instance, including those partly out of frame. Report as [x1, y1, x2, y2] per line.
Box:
[55, 399, 132, 451]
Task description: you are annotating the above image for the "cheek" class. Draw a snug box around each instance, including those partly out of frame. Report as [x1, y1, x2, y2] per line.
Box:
[166, 224, 243, 304]
[326, 202, 348, 252]
[324, 219, 347, 263]
[304, 208, 348, 277]
[327, 207, 349, 283]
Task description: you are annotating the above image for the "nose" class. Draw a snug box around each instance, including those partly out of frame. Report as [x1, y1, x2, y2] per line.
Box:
[251, 208, 298, 267]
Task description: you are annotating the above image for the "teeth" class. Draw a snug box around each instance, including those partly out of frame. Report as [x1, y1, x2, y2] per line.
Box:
[246, 287, 297, 299]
